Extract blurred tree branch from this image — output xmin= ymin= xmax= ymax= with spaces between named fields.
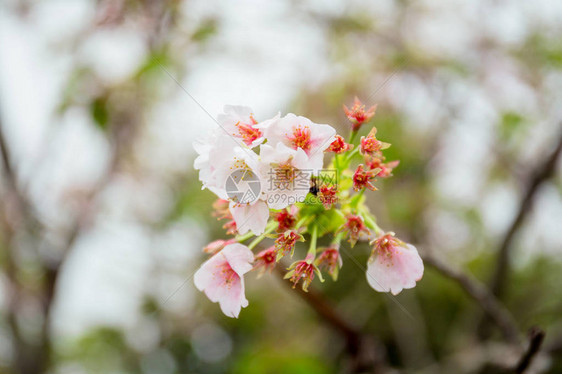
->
xmin=478 ymin=126 xmax=562 ymax=339
xmin=422 ymin=252 xmax=521 ymax=346
xmin=0 ymin=114 xmax=50 ymax=373
xmin=274 ymin=266 xmax=386 ymax=374
xmin=489 ymin=126 xmax=562 ymax=299
xmin=0 ymin=81 xmax=138 ymax=374
xmin=514 ymin=327 xmax=545 ymax=374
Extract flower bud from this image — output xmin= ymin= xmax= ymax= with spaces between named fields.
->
xmin=353 ymin=164 xmax=379 ymax=191
xmin=203 ymin=239 xmax=235 ymax=255
xmin=343 ymin=97 xmax=376 ymax=131
xmin=254 ymin=246 xmax=277 ymax=277
xmin=275 ymin=207 xmax=297 ymax=233
xmin=327 ymin=135 xmax=353 ymax=154
xmin=318 ymin=185 xmax=338 ymax=209
xmin=212 ymin=199 xmax=231 ymax=220
xmin=360 ymin=128 xmax=390 ymax=156
xmin=315 ymin=247 xmax=342 ymax=281
xmin=341 ymin=214 xmax=370 ymax=247
xmin=274 ymin=230 xmax=303 ymax=261
xmin=365 ymin=155 xmax=399 ymax=178
xmin=284 ymin=254 xmax=323 ymax=292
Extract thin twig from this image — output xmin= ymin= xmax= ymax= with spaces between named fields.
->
xmin=0 ymin=114 xmax=50 ymax=374
xmin=274 ymin=266 xmax=360 ymax=346
xmin=477 ymin=127 xmax=562 ymax=339
xmin=422 ymin=252 xmax=521 ymax=345
xmin=273 ymin=266 xmax=385 ymax=373
xmin=514 ymin=327 xmax=545 ymax=374
xmin=490 ymin=127 xmax=562 ymax=299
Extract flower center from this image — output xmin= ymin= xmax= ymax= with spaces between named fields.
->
xmin=235 ymin=121 xmax=262 ymax=146
xmin=231 ymin=157 xmax=252 ymax=172
xmin=288 ymin=125 xmax=312 ymax=153
xmin=274 ymin=162 xmax=297 ymax=189
xmin=374 ymin=234 xmax=400 ymax=255
xmin=217 ymin=262 xmax=238 ymax=288
xmin=264 ymin=251 xmax=275 ymax=264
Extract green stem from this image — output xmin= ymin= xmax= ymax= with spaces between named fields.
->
xmin=349 ymin=188 xmax=365 ymax=209
xmin=235 ymin=231 xmax=254 ymax=243
xmin=344 ymin=147 xmax=360 ymax=163
xmin=331 ymin=231 xmax=345 ymax=246
xmin=362 ymin=213 xmax=383 ymax=236
xmin=306 ymin=224 xmax=318 ymax=259
xmin=247 ymin=224 xmax=277 ymax=250
xmin=333 ymin=154 xmax=340 ymax=171
xmin=349 ymin=129 xmax=358 ymax=145
xmin=295 ymin=216 xmax=312 ymax=230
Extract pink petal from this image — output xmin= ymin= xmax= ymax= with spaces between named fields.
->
xmin=193 ymin=254 xmax=226 ymax=292
xmin=193 ymin=244 xmax=254 ymax=318
xmin=217 ymin=277 xmax=248 ymax=318
xmin=221 ymin=243 xmax=255 ymax=276
xmin=311 ymin=124 xmax=336 ymax=151
xmin=366 ymin=244 xmax=424 ymax=295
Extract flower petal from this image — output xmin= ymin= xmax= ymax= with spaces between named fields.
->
xmin=221 ymin=243 xmax=255 ymax=276
xmin=229 ymin=200 xmax=269 ymax=235
xmin=366 ymin=244 xmax=424 ymax=295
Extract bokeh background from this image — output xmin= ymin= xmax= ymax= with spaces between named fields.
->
xmin=1 ymin=0 xmax=561 ymax=373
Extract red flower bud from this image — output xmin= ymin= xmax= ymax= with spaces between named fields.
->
xmin=284 ymin=254 xmax=323 ymax=291
xmin=275 ymin=207 xmax=297 ymax=233
xmin=327 ymin=135 xmax=353 ymax=154
xmin=274 ymin=230 xmax=303 ymax=261
xmin=341 ymin=214 xmax=370 ymax=247
xmin=254 ymin=246 xmax=277 ymax=277
xmin=318 ymin=185 xmax=338 ymax=209
xmin=343 ymin=97 xmax=377 ymax=131
xmin=353 ymin=164 xmax=379 ymax=191
xmin=360 ymin=128 xmax=390 ymax=156
xmin=315 ymin=247 xmax=342 ymax=281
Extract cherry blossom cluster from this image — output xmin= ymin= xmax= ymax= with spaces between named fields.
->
xmin=193 ymin=99 xmax=424 ymax=318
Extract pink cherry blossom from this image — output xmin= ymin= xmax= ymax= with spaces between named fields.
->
xmin=261 ymin=113 xmax=336 ymax=167
xmin=229 ymin=200 xmax=269 ymax=235
xmin=366 ymin=233 xmax=424 ymax=295
xmin=195 ymin=133 xmax=270 ymax=235
xmin=194 ymin=243 xmax=254 ymax=318
xmin=260 ymin=142 xmax=313 ymax=209
xmin=217 ymin=105 xmax=264 ymax=148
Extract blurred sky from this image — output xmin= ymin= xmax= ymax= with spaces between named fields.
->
xmin=1 ymin=0 xmax=561 ymax=346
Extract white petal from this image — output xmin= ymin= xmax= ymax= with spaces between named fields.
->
xmin=254 ymin=112 xmax=280 ymax=130
xmin=229 ymin=200 xmax=269 ymax=235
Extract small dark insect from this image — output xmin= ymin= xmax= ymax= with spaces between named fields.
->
xmin=309 ymin=179 xmax=319 ymax=196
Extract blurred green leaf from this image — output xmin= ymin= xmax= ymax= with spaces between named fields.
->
xmin=499 ymin=111 xmax=526 ymax=140
xmin=192 ymin=19 xmax=218 ymax=42
xmin=232 ymin=347 xmax=333 ymax=374
xmin=90 ymin=96 xmax=109 ymax=130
